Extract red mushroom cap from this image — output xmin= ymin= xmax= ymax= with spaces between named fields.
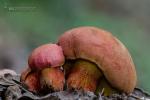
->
xmin=28 ymin=44 xmax=65 ymax=70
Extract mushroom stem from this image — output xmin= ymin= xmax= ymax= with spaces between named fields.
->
xmin=96 ymin=77 xmax=117 ymax=96
xmin=40 ymin=67 xmax=65 ymax=92
xmin=21 ymin=68 xmax=41 ymax=93
xmin=63 ymin=60 xmax=75 ymax=77
xmin=67 ymin=59 xmax=102 ymax=92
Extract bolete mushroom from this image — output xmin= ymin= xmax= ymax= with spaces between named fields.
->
xmin=23 ymin=43 xmax=65 ymax=93
xmin=58 ymin=26 xmax=137 ymax=94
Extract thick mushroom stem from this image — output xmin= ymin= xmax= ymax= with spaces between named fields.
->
xmin=63 ymin=60 xmax=75 ymax=77
xmin=20 ymin=68 xmax=41 ymax=93
xmin=40 ymin=67 xmax=65 ymax=92
xmin=67 ymin=59 xmax=102 ymax=92
xmin=96 ymin=77 xmax=117 ymax=96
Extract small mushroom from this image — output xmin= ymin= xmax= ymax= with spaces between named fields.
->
xmin=24 ymin=43 xmax=65 ymax=93
xmin=58 ymin=26 xmax=137 ymax=94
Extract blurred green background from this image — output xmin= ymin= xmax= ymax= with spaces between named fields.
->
xmin=0 ymin=0 xmax=150 ymax=92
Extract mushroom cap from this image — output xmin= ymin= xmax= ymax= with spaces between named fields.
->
xmin=58 ymin=26 xmax=137 ymax=93
xmin=28 ymin=44 xmax=65 ymax=70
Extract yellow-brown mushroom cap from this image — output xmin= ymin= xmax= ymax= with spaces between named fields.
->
xmin=58 ymin=26 xmax=137 ymax=94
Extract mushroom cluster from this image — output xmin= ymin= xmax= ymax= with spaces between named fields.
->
xmin=21 ymin=26 xmax=137 ymax=95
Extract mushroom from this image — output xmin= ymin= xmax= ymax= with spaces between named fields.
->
xmin=58 ymin=26 xmax=137 ymax=94
xmin=21 ymin=43 xmax=65 ymax=93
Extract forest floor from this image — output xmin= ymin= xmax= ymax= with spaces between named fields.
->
xmin=0 ymin=69 xmax=150 ymax=100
